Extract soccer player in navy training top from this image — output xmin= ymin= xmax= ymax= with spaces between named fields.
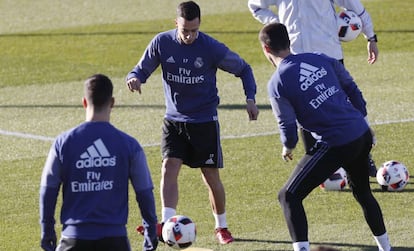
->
xmin=126 ymin=1 xmax=259 ymax=245
xmin=259 ymin=23 xmax=391 ymax=251
xmin=248 ymin=0 xmax=379 ymax=177
xmin=39 ymin=74 xmax=158 ymax=251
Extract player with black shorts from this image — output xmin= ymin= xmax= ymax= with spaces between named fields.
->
xmin=161 ymin=119 xmax=223 ymax=168
xmin=126 ymin=1 xmax=259 ymax=245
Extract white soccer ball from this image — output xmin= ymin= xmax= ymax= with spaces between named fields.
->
xmin=376 ymin=160 xmax=409 ymax=191
xmin=337 ymin=10 xmax=362 ymax=42
xmin=320 ymin=167 xmax=348 ymax=191
xmin=162 ymin=215 xmax=196 ymax=249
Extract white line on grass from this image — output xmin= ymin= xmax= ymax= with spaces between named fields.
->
xmin=372 ymin=118 xmax=414 ymax=125
xmin=1 ymin=118 xmax=413 ymax=146
xmin=0 ymin=129 xmax=56 ymax=142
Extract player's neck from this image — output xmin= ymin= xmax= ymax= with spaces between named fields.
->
xmin=85 ymin=108 xmax=111 ymax=122
xmin=278 ymin=49 xmax=291 ymax=59
xmin=275 ymin=49 xmax=291 ymax=67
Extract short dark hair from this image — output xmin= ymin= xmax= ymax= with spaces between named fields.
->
xmin=177 ymin=1 xmax=201 ymax=21
xmin=259 ymin=23 xmax=290 ymax=53
xmin=84 ymin=74 xmax=113 ymax=109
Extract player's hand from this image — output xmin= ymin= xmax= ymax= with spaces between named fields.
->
xmin=367 ymin=41 xmax=378 ymax=64
xmin=40 ymin=229 xmax=57 ymax=251
xmin=246 ymin=99 xmax=259 ymax=120
xmin=282 ymin=146 xmax=294 ymax=162
xmin=126 ymin=77 xmax=142 ymax=94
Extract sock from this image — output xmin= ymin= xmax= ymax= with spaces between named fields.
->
xmin=161 ymin=207 xmax=176 ymax=223
xmin=293 ymin=241 xmax=310 ymax=251
xmin=213 ymin=212 xmax=227 ymax=229
xmin=374 ymin=232 xmax=392 ymax=251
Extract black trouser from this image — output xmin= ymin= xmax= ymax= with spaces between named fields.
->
xmin=56 ymin=236 xmax=131 ymax=251
xmin=278 ymin=130 xmax=386 ymax=242
xmin=300 ymin=128 xmax=317 ymax=154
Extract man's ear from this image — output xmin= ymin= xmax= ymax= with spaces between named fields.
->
xmin=82 ymin=97 xmax=87 ymax=108
xmin=264 ymin=44 xmax=272 ymax=53
xmin=110 ymin=97 xmax=115 ymax=108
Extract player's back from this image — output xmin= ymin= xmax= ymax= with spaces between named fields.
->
xmin=54 ymin=121 xmax=147 ymax=238
xmin=271 ymin=53 xmax=368 ymax=146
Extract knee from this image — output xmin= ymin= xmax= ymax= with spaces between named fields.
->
xmin=162 ymin=158 xmax=182 ymax=179
xmin=278 ymin=188 xmax=287 ymax=205
xmin=201 ymin=169 xmax=222 ymax=188
xmin=163 ymin=157 xmax=182 ymax=168
xmin=352 ymin=188 xmax=374 ymax=203
xmin=278 ymin=188 xmax=301 ymax=207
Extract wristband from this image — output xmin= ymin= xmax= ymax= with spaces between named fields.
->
xmin=367 ymin=34 xmax=377 ymax=42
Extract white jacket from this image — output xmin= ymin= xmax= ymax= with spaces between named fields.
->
xmin=248 ymin=0 xmax=375 ymax=60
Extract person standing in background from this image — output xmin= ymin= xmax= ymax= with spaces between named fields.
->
xmin=248 ymin=0 xmax=378 ymax=64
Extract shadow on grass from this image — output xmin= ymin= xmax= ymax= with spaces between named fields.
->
xmin=371 ymin=187 xmax=414 ymax=193
xmin=0 ymin=103 xmax=273 ymax=110
xmin=321 ymin=180 xmax=414 ymax=193
xmin=234 ymin=238 xmax=412 ymax=251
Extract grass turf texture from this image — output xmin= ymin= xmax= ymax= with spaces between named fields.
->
xmin=1 ymin=0 xmax=413 ymax=250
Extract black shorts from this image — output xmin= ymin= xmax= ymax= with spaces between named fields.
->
xmin=161 ymin=119 xmax=223 ymax=168
xmin=56 ymin=236 xmax=130 ymax=251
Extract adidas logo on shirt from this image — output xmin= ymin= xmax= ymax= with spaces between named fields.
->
xmin=299 ymin=62 xmax=327 ymax=91
xmin=166 ymin=56 xmax=175 ymax=63
xmin=75 ymin=138 xmax=116 ymax=169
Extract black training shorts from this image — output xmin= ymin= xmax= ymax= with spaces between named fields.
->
xmin=56 ymin=236 xmax=130 ymax=251
xmin=161 ymin=118 xmax=223 ymax=168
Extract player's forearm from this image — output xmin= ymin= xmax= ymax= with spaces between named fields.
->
xmin=248 ymin=0 xmax=279 ymax=24
xmin=218 ymin=51 xmax=257 ymax=100
xmin=136 ymin=189 xmax=158 ymax=236
xmin=39 ymin=186 xmax=59 ymax=228
xmin=239 ymin=64 xmax=257 ymax=101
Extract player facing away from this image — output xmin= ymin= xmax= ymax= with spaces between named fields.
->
xmin=248 ymin=0 xmax=379 ymax=177
xmin=259 ymin=23 xmax=391 ymax=251
xmin=39 ymin=74 xmax=158 ymax=251
xmin=126 ymin=0 xmax=259 ymax=245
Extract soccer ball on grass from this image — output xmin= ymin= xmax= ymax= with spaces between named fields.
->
xmin=337 ymin=10 xmax=362 ymax=42
xmin=376 ymin=160 xmax=409 ymax=191
xmin=320 ymin=167 xmax=348 ymax=191
xmin=162 ymin=215 xmax=196 ymax=249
